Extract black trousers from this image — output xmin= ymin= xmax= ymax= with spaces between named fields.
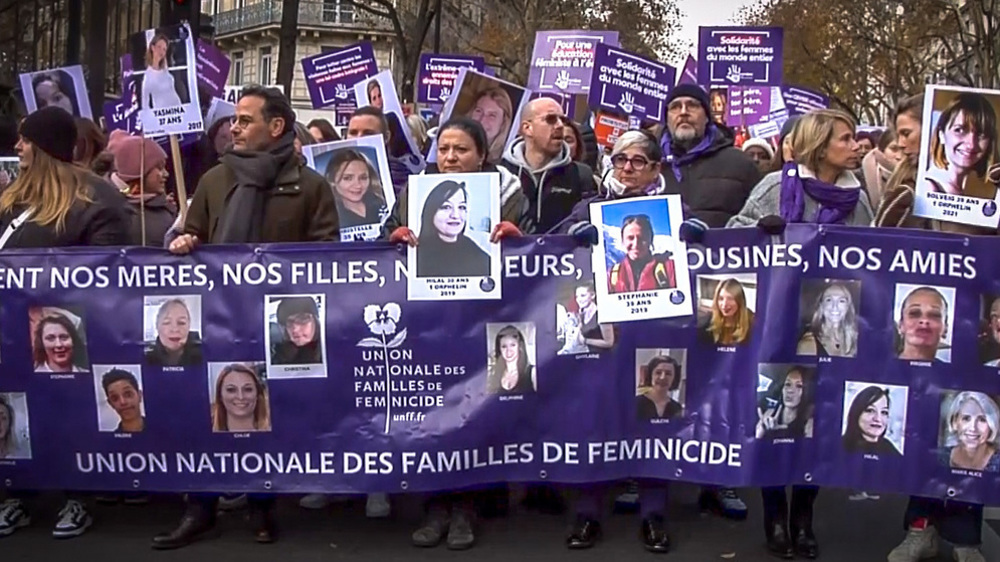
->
xmin=761 ymin=485 xmax=818 ymax=533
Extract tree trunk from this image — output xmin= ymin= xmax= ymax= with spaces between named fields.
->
xmin=276 ymin=0 xmax=300 ymax=94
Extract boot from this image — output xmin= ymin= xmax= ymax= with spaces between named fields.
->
xmin=761 ymin=487 xmax=793 ymax=559
xmin=790 ymin=486 xmax=818 ymax=559
xmin=249 ymin=501 xmax=277 ymax=544
xmin=765 ymin=520 xmax=794 ymax=559
xmin=151 ymin=500 xmax=218 ymax=550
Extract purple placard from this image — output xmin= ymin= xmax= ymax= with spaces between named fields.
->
xmin=301 ymin=42 xmax=378 ymax=110
xmin=697 ymin=26 xmax=783 ymax=86
xmin=678 ymin=55 xmax=698 ymax=85
xmin=727 ymin=86 xmax=771 ymax=127
xmin=528 ymin=30 xmax=620 ymax=94
xmin=781 ymin=85 xmax=830 ymax=116
xmin=588 ymin=44 xmax=675 ymax=124
xmin=483 ymin=67 xmax=496 ymax=78
xmin=417 ymin=54 xmax=485 ymax=104
xmin=195 ymin=39 xmax=231 ymax=98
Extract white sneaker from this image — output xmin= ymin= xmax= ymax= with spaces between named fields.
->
xmin=365 ymin=493 xmax=390 ymax=518
xmin=0 ymin=499 xmax=30 ymax=537
xmin=953 ymin=547 xmax=986 ymax=562
xmin=887 ymin=525 xmax=939 ymax=562
xmin=848 ymin=490 xmax=881 ymax=501
xmin=299 ymin=494 xmax=331 ymax=510
xmin=51 ymin=500 xmax=92 ymax=539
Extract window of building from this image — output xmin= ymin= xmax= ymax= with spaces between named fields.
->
xmin=232 ymin=51 xmax=244 ymax=84
xmin=259 ymin=46 xmax=273 ymax=85
xmin=322 ymin=0 xmax=355 ymax=24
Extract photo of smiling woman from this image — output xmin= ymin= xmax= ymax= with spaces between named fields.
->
xmin=635 ymin=350 xmax=686 ymax=421
xmin=22 ymin=68 xmax=82 ymax=117
xmin=893 ymin=284 xmax=956 ymax=363
xmin=208 ymin=362 xmax=271 ymax=433
xmin=918 ymin=92 xmax=999 ymax=198
xmin=486 ymin=323 xmax=536 ymax=395
xmin=797 ymin=280 xmax=860 ymax=358
xmin=143 ymin=296 xmax=203 ymax=367
xmin=415 ymin=179 xmax=491 ymax=278
xmin=756 ymin=365 xmax=815 ymax=439
xmin=979 ymin=294 xmax=1000 ymax=366
xmin=841 ymin=382 xmax=907 ymax=457
xmin=938 ymin=391 xmax=1000 ymax=473
xmin=324 ymin=148 xmax=387 ymax=230
xmin=555 ymin=281 xmax=616 ymax=355
xmin=93 ymin=365 xmax=146 ymax=433
xmin=29 ymin=307 xmax=89 ymax=373
xmin=0 ymin=393 xmax=32 ymax=460
xmin=696 ymin=274 xmax=757 ymax=346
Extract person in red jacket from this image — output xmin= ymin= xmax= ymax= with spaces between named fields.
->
xmin=607 ymin=214 xmax=676 ymax=293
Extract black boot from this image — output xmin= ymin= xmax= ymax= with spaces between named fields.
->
xmin=249 ymin=500 xmax=277 ymax=544
xmin=790 ymin=486 xmax=819 ymax=559
xmin=151 ymin=500 xmax=218 ymax=550
xmin=765 ymin=521 xmax=794 ymax=559
xmin=566 ymin=516 xmax=601 ymax=549
xmin=641 ymin=515 xmax=671 ymax=553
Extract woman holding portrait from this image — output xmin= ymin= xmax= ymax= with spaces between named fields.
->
xmin=145 ymin=299 xmax=202 ymax=367
xmin=142 ymin=33 xmax=182 ymax=110
xmin=797 ymin=283 xmax=859 ymax=357
xmin=32 ymin=314 xmax=88 ymax=373
xmin=636 ymin=356 xmax=682 ymax=420
xmin=896 ymin=286 xmax=948 ymax=362
xmin=324 ymin=148 xmax=387 ymax=230
xmin=413 ymin=179 xmax=490 ymax=277
xmin=918 ymin=93 xmax=999 ymax=198
xmin=486 ymin=325 xmax=534 ymax=395
xmin=701 ymin=278 xmax=754 ymax=346
xmin=940 ymin=392 xmax=1000 ymax=473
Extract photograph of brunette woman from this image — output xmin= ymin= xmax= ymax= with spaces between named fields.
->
xmin=755 ymin=364 xmax=815 ymax=440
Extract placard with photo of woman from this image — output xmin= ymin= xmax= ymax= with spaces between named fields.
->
xmin=937 ymin=390 xmax=1000 ymax=473
xmin=28 ymin=306 xmax=90 ymax=374
xmin=263 ymin=294 xmax=327 ymax=379
xmin=302 ymin=136 xmax=395 ymax=242
xmin=352 ymin=70 xmax=425 ymax=173
xmin=0 ymin=158 xmax=19 ymax=192
xmin=406 ymin=172 xmax=501 ymax=301
xmin=755 ymin=364 xmax=815 ymax=440
xmin=143 ymin=295 xmax=203 ymax=367
xmin=207 ymin=362 xmax=271 ymax=433
xmin=696 ymin=273 xmax=757 ymax=346
xmin=18 ymin=65 xmax=93 ymax=119
xmin=554 ymin=281 xmax=616 ymax=355
xmin=0 ymin=393 xmax=32 ymax=460
xmin=127 ymin=22 xmax=203 ymax=137
xmin=635 ymin=349 xmax=686 ymax=422
xmin=892 ymin=283 xmax=956 ymax=364
xmin=796 ymin=279 xmax=861 ymax=358
xmin=841 ymin=381 xmax=908 ymax=458
xmin=486 ymin=323 xmax=537 ymax=397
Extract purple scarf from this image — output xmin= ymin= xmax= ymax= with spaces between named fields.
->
xmin=661 ymin=124 xmax=717 ymax=182
xmin=779 ymin=162 xmax=860 ymax=224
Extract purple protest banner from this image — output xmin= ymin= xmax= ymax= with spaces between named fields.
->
xmin=781 ymin=85 xmax=830 ymax=116
xmin=698 ymin=27 xmax=783 ymax=87
xmin=417 ymin=54 xmax=485 ymax=104
xmin=678 ymin=55 xmax=698 ymax=85
xmin=727 ymin=86 xmax=771 ymax=127
xmin=588 ymin=44 xmax=675 ymax=124
xmin=528 ymin=30 xmax=619 ymax=95
xmin=301 ymin=42 xmax=378 ymax=111
xmin=483 ymin=67 xmax=496 ymax=78
xmin=195 ymin=39 xmax=231 ymax=98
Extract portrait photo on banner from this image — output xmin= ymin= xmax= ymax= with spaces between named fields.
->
xmin=755 ymin=364 xmax=815 ymax=440
xmin=796 ymin=279 xmax=862 ymax=358
xmin=937 ymin=390 xmax=1000 ymax=474
xmin=695 ymin=272 xmax=757 ymax=346
xmin=264 ymin=294 xmax=327 ymax=379
xmin=142 ymin=295 xmax=203 ymax=368
xmin=28 ymin=306 xmax=90 ymax=374
xmin=892 ymin=283 xmax=956 ymax=364
xmin=0 ymin=393 xmax=32 ymax=460
xmin=0 ymin=157 xmax=19 ymax=192
xmin=913 ymin=85 xmax=1000 ymax=229
xmin=406 ymin=172 xmax=502 ymax=301
xmin=18 ymin=65 xmax=93 ymax=119
xmin=92 ymin=365 xmax=146 ymax=433
xmin=591 ymin=194 xmax=692 ymax=323
xmin=841 ymin=380 xmax=908 ymax=458
xmin=635 ymin=348 xmax=687 ymax=422
xmin=352 ymin=70 xmax=425 ymax=172
xmin=709 ymin=87 xmax=728 ymax=125
xmin=978 ymin=293 xmax=1000 ymax=366
xmin=302 ymin=135 xmax=395 ymax=241
xmin=127 ymin=22 xmax=202 ymax=137
xmin=554 ymin=280 xmax=617 ymax=356
xmin=433 ymin=67 xmax=529 ymax=164
xmin=486 ymin=322 xmax=537 ymax=397
xmin=207 ymin=362 xmax=271 ymax=433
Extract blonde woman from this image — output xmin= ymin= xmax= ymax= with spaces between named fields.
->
xmin=467 ymin=87 xmax=513 ymax=163
xmin=142 ymin=32 xmax=182 ymax=109
xmin=701 ymin=278 xmax=754 ymax=345
xmin=940 ymin=392 xmax=1000 ymax=473
xmin=797 ymin=283 xmax=859 ymax=357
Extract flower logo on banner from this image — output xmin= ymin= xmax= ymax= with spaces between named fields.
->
xmin=554 ymin=70 xmax=571 ymax=90
xmin=439 ymin=86 xmax=451 ymax=102
xmin=335 ymin=83 xmax=350 ymax=100
xmin=618 ymin=92 xmax=635 ymax=115
xmin=358 ymin=303 xmax=407 ymax=433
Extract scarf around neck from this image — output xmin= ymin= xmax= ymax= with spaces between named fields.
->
xmin=215 ymin=132 xmax=296 ymax=244
xmin=661 ymin=124 xmax=717 ymax=182
xmin=779 ymin=162 xmax=860 ymax=225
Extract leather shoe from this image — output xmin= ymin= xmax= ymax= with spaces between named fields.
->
xmin=566 ymin=517 xmax=601 ymax=549
xmin=151 ymin=505 xmax=218 ymax=550
xmin=765 ymin=522 xmax=793 ymax=559
xmin=641 ymin=516 xmax=671 ymax=553
xmin=250 ymin=505 xmax=277 ymax=544
xmin=792 ymin=527 xmax=818 ymax=559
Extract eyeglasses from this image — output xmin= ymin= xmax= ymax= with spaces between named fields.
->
xmin=229 ymin=115 xmax=256 ymax=129
xmin=667 ymin=100 xmax=703 ymax=114
xmin=611 ymin=154 xmax=651 ymax=170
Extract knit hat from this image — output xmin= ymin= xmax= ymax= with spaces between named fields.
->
xmin=276 ymin=296 xmax=319 ymax=325
xmin=779 ymin=115 xmax=802 ymax=147
xmin=107 ymin=131 xmax=167 ymax=182
xmin=19 ymin=106 xmax=77 ymax=163
xmin=741 ymin=137 xmax=775 ymax=159
xmin=667 ymin=84 xmax=712 ymax=117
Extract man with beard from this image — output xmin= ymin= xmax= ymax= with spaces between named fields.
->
xmin=271 ymin=296 xmax=322 ymax=365
xmin=101 ymin=369 xmax=144 ymax=433
xmin=659 ymin=84 xmax=761 ymax=228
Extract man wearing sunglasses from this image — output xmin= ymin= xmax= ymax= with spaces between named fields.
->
xmin=501 ymin=98 xmax=595 ymax=233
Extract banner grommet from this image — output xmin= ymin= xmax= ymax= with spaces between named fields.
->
xmin=538 ymin=470 xmax=547 ymax=479
xmin=132 ymin=479 xmax=140 ymax=488
xmin=803 ymin=473 xmax=812 ymax=482
xmin=400 ymin=481 xmax=409 ymax=490
xmin=263 ymin=481 xmax=272 ymax=490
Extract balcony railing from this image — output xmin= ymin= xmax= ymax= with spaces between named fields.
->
xmin=215 ymin=0 xmax=391 ymax=36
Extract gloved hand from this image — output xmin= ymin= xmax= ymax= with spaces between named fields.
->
xmin=757 ymin=214 xmax=786 ymax=235
xmin=569 ymin=223 xmax=600 ymax=247
xmin=490 ymin=221 xmax=522 ymax=243
xmin=389 ymin=226 xmax=418 ymax=247
xmin=678 ymin=217 xmax=709 ymax=243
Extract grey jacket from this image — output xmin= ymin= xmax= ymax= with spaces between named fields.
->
xmin=727 ymin=167 xmax=874 ymax=228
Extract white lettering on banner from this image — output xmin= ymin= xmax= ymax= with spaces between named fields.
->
xmin=587 ymin=439 xmax=742 ymax=467
xmin=687 ymin=244 xmax=805 ymax=271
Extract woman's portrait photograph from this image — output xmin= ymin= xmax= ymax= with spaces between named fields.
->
xmin=0 ymin=158 xmax=19 ymax=191
xmin=797 ymin=279 xmax=861 ymax=358
xmin=127 ymin=23 xmax=200 ymax=136
xmin=407 ymin=172 xmax=501 ymax=301
xmin=554 ymin=281 xmax=616 ymax=355
xmin=914 ymin=86 xmax=1000 ymax=228
xmin=977 ymin=294 xmax=1000 ymax=366
xmin=709 ymin=87 xmax=728 ymax=125
xmin=755 ymin=364 xmax=815 ymax=440
xmin=841 ymin=381 xmax=908 ymax=457
xmin=486 ymin=323 xmax=537 ymax=396
xmin=440 ymin=68 xmax=526 ymax=164
xmin=143 ymin=295 xmax=203 ymax=367
xmin=29 ymin=306 xmax=90 ymax=373
xmin=18 ymin=65 xmax=93 ymax=119
xmin=635 ymin=348 xmax=686 ymax=421
xmin=938 ymin=390 xmax=1000 ymax=473
xmin=264 ymin=295 xmax=327 ymax=379
xmin=892 ymin=283 xmax=956 ymax=363
xmin=696 ymin=273 xmax=757 ymax=346
xmin=302 ymin=136 xmax=395 ymax=241
xmin=93 ymin=365 xmax=146 ymax=433
xmin=352 ymin=70 xmax=425 ymax=168
xmin=0 ymin=393 xmax=32 ymax=460
xmin=207 ymin=362 xmax=271 ymax=433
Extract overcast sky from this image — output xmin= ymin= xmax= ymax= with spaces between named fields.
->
xmin=676 ymin=0 xmax=763 ymax=57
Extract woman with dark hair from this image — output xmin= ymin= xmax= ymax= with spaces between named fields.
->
xmin=31 ymin=70 xmax=79 ymax=116
xmin=557 ymin=282 xmax=615 ymax=354
xmin=324 ymin=148 xmax=387 ymax=230
xmin=487 ymin=325 xmax=534 ymax=394
xmin=292 ymin=122 xmax=316 ymax=157
xmin=636 ymin=355 xmax=682 ymax=420
xmin=32 ymin=314 xmax=88 ymax=373
xmin=563 ymin=119 xmax=585 ymax=163
xmin=414 ymin=179 xmax=490 ymax=277
xmin=73 ymin=118 xmax=107 ymax=172
xmin=367 ymin=79 xmax=384 ymax=110
xmin=307 ymin=118 xmax=340 ymax=143
xmin=919 ymin=92 xmax=999 ymax=198
xmin=142 ymin=32 xmax=182 ymax=109
xmin=842 ymin=385 xmax=901 ymax=456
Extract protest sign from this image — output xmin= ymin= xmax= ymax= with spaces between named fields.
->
xmin=223 ymin=84 xmax=285 ymax=105
xmin=528 ymin=30 xmax=619 ymax=95
xmin=352 ymin=71 xmax=426 ymax=172
xmin=301 ymin=42 xmax=378 ymax=118
xmin=698 ymin=26 xmax=783 ymax=87
xmin=588 ymin=44 xmax=675 ymax=124
xmin=417 ymin=54 xmax=485 ymax=104
xmin=195 ymin=39 xmax=231 ymax=98
xmin=0 ymin=158 xmax=19 ymax=191
xmin=127 ymin=23 xmax=203 ymax=137
xmin=677 ymin=55 xmax=698 ymax=86
xmin=528 ymin=91 xmax=578 ymax=120
xmin=781 ymin=85 xmax=829 ymax=116
xmin=727 ymin=86 xmax=771 ymax=127
xmin=593 ymin=111 xmax=629 ymax=148
xmin=19 ymin=65 xmax=93 ymax=119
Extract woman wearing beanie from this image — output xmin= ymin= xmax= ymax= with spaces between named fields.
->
xmin=0 ymin=106 xmax=128 ymax=541
xmin=106 ymin=130 xmax=177 ymax=247
xmin=742 ymin=138 xmax=775 ymax=174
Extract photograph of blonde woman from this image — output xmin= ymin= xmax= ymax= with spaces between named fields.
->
xmin=208 ymin=362 xmax=271 ymax=433
xmin=143 ymin=296 xmax=203 ymax=367
xmin=696 ymin=274 xmax=757 ymax=346
xmin=29 ymin=307 xmax=90 ymax=373
xmin=938 ymin=391 xmax=1000 ymax=473
xmin=797 ymin=280 xmax=861 ymax=358
xmin=444 ymin=70 xmax=525 ymax=164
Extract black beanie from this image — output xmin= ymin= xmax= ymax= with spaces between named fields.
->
xmin=667 ymin=84 xmax=712 ymax=117
xmin=19 ymin=106 xmax=78 ymax=163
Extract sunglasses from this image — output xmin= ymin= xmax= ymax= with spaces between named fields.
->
xmin=538 ymin=113 xmax=567 ymax=126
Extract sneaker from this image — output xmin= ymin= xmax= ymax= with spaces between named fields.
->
xmin=0 ymin=499 xmax=30 ymax=537
xmin=299 ymin=494 xmax=330 ymax=510
xmin=52 ymin=500 xmax=92 ymax=539
xmin=217 ymin=494 xmax=247 ymax=512
xmin=887 ymin=523 xmax=939 ymax=562
xmin=699 ymin=487 xmax=747 ymax=520
xmin=365 ymin=493 xmax=390 ymax=518
xmin=953 ymin=547 xmax=985 ymax=562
